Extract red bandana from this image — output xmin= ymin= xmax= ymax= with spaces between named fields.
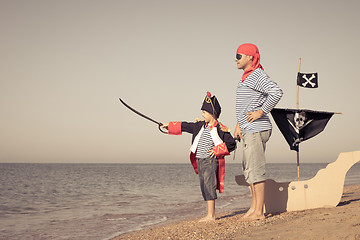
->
xmin=237 ymin=43 xmax=263 ymax=82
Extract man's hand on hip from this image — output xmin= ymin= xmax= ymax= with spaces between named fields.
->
xmin=246 ymin=109 xmax=264 ymax=123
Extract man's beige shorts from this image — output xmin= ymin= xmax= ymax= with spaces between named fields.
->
xmin=241 ymin=130 xmax=271 ymax=185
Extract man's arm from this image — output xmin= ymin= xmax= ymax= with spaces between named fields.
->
xmin=258 ymin=77 xmax=283 ymax=114
xmin=234 ymin=121 xmax=242 ymax=139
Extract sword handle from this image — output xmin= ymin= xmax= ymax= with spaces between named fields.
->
xmin=158 ymin=124 xmax=168 ymax=134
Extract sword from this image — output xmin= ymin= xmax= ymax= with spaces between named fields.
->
xmin=119 ymin=98 xmax=168 ymax=134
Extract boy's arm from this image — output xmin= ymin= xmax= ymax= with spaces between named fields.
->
xmin=165 ymin=121 xmax=197 ymax=135
xmin=223 ymin=132 xmax=237 ymax=152
xmin=212 ymin=130 xmax=237 ymax=158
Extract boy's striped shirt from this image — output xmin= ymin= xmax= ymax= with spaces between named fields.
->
xmin=196 ymin=125 xmax=215 ymax=159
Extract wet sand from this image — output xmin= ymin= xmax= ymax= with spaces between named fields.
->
xmin=114 ymin=185 xmax=360 ymax=240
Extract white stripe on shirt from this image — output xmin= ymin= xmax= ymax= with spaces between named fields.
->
xmin=236 ymin=68 xmax=283 ymax=133
xmin=196 ymin=125 xmax=215 ymax=159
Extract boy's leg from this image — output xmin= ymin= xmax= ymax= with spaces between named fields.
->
xmin=197 ymin=158 xmax=218 ymax=200
xmin=198 ymin=158 xmax=218 ymax=222
xmin=199 ymin=200 xmax=215 ymax=222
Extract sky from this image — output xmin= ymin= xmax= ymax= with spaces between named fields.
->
xmin=1 ymin=0 xmax=359 ymax=164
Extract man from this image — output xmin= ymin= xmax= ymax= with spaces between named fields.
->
xmin=234 ymin=43 xmax=283 ymax=221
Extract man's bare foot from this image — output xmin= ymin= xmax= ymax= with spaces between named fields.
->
xmin=242 ymin=208 xmax=254 ymax=218
xmin=199 ymin=215 xmax=216 ymax=222
xmin=239 ymin=213 xmax=265 ymax=222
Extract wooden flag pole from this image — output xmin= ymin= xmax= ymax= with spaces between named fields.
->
xmin=296 ymin=58 xmax=301 ymax=181
xmin=296 ymin=58 xmax=301 ymax=110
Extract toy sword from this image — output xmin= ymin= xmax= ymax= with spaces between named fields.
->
xmin=119 ymin=98 xmax=168 ymax=134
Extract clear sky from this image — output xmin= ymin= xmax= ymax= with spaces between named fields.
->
xmin=1 ymin=0 xmax=359 ymax=163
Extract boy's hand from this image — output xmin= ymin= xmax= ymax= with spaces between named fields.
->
xmin=161 ymin=123 xmax=169 ymax=130
xmin=208 ymin=149 xmax=215 ymax=158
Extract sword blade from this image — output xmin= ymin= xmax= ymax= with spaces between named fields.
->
xmin=119 ymin=98 xmax=162 ymax=125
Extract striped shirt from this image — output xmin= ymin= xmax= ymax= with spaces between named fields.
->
xmin=196 ymin=125 xmax=215 ymax=159
xmin=236 ymin=68 xmax=283 ymax=133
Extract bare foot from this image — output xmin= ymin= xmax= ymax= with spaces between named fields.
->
xmin=239 ymin=213 xmax=265 ymax=222
xmin=199 ymin=216 xmax=216 ymax=222
xmin=242 ymin=208 xmax=254 ymax=218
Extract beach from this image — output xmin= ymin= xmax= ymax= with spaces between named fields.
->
xmin=1 ymin=163 xmax=359 ymax=239
xmin=114 ymin=184 xmax=360 ymax=240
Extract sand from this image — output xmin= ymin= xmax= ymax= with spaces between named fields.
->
xmin=114 ymin=185 xmax=360 ymax=240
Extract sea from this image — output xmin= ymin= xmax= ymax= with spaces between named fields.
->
xmin=1 ymin=161 xmax=360 ymax=240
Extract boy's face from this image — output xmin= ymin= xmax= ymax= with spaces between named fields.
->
xmin=202 ymin=110 xmax=215 ymax=123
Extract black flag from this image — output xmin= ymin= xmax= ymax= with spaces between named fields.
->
xmin=297 ymin=72 xmax=318 ymax=88
xmin=271 ymin=108 xmax=333 ymax=152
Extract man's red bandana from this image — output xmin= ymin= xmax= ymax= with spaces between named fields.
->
xmin=237 ymin=43 xmax=263 ymax=82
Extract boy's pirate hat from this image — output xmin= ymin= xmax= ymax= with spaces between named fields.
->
xmin=201 ymin=92 xmax=221 ymax=118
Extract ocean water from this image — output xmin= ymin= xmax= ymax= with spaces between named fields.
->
xmin=0 ymin=161 xmax=359 ymax=240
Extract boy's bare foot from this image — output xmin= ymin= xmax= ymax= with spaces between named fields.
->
xmin=199 ymin=216 xmax=216 ymax=222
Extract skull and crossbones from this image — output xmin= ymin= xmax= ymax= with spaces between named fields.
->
xmin=287 ymin=111 xmax=313 ymax=134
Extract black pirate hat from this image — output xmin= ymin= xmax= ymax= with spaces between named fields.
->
xmin=201 ymin=92 xmax=221 ymax=118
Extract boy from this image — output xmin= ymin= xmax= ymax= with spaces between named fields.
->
xmin=162 ymin=92 xmax=236 ymax=222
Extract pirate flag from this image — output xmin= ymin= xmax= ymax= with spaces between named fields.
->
xmin=271 ymin=108 xmax=334 ymax=152
xmin=297 ymin=72 xmax=318 ymax=88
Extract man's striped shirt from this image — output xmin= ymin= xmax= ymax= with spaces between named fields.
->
xmin=236 ymin=68 xmax=283 ymax=133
